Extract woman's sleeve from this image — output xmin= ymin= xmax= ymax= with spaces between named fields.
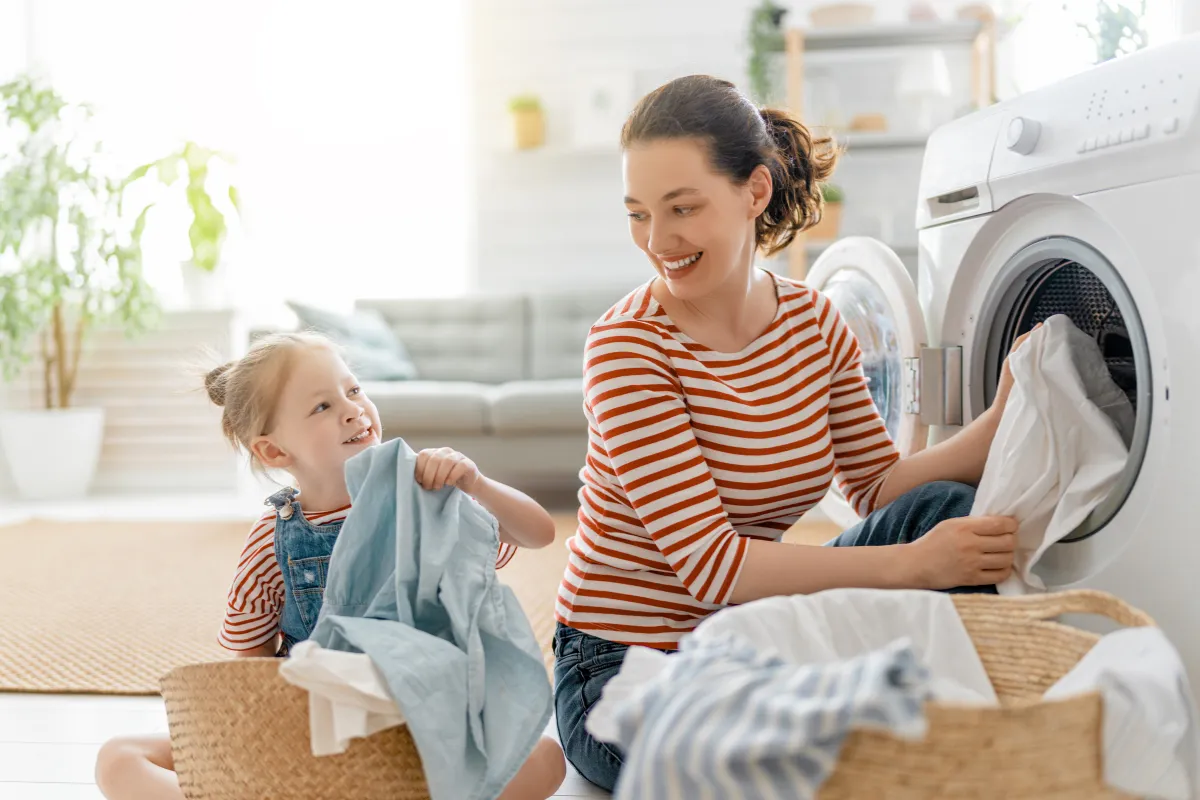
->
xmin=811 ymin=289 xmax=901 ymax=516
xmin=584 ymin=322 xmax=748 ymax=606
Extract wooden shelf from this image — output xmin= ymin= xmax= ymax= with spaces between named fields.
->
xmin=784 ymin=15 xmax=997 ymax=281
xmin=801 ymin=20 xmax=982 ymax=51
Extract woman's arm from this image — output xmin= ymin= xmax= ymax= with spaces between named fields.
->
xmin=728 ymin=514 xmax=1016 ymax=604
xmin=873 ymin=325 xmax=1037 ymax=509
xmin=873 ymin=407 xmax=1000 ymax=508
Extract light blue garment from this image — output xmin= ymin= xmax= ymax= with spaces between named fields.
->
xmin=609 ymin=634 xmax=931 ymax=800
xmin=309 ymin=438 xmax=552 ymax=800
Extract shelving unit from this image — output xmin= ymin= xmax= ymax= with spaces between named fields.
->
xmin=783 ymin=15 xmax=998 ymax=279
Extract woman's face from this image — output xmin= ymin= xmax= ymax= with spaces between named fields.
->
xmin=623 ymin=138 xmax=771 ymax=301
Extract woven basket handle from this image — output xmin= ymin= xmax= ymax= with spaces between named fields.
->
xmin=1019 ymin=589 xmax=1154 ymax=628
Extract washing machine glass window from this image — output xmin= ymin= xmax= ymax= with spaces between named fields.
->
xmin=820 ymin=270 xmax=903 ymax=443
xmin=974 ymin=237 xmax=1152 ymax=543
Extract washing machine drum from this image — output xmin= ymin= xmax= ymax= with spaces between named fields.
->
xmin=978 ymin=238 xmax=1152 ymax=541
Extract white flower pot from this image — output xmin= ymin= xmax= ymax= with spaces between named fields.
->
xmin=0 ymin=407 xmax=106 ymax=500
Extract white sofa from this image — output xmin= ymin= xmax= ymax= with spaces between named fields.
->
xmin=345 ymin=289 xmax=629 ymax=501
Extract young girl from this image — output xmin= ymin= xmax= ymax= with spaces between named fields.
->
xmin=95 ymin=332 xmax=566 ymax=800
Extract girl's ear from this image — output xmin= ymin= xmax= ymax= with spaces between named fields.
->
xmin=251 ymin=436 xmax=292 ymax=469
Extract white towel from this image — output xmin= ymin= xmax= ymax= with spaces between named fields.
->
xmin=690 ymin=589 xmax=997 ymax=705
xmin=970 ymin=315 xmax=1132 ymax=594
xmin=277 ymin=639 xmax=406 ymax=756
xmin=1044 ymin=627 xmax=1200 ymax=800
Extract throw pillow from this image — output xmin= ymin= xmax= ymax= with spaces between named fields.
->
xmin=287 ymin=301 xmax=418 ymax=381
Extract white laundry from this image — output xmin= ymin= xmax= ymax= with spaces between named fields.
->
xmin=587 ymin=588 xmax=996 ymax=745
xmin=589 ymin=588 xmax=1200 ymax=800
xmin=277 ymin=639 xmax=406 ymax=756
xmin=1045 ymin=627 xmax=1200 ymax=800
xmin=971 ymin=314 xmax=1132 ymax=595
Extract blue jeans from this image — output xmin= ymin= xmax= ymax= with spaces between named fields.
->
xmin=552 ymin=480 xmax=989 ymax=792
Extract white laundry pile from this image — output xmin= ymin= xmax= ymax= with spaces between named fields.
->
xmin=1044 ymin=627 xmax=1200 ymax=799
xmin=588 ymin=589 xmax=1200 ymax=800
xmin=277 ymin=640 xmax=407 ymax=756
xmin=970 ymin=314 xmax=1134 ymax=594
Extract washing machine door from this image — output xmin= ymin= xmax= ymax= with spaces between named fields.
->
xmin=805 ymin=237 xmax=929 ymax=529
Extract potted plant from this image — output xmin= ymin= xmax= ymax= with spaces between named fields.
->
xmin=1078 ymin=0 xmax=1148 ymax=63
xmin=808 ymin=183 xmax=845 ymax=241
xmin=128 ymin=141 xmax=240 ymax=307
xmin=747 ymin=0 xmax=788 ymax=105
xmin=508 ymin=95 xmax=545 ymax=150
xmin=0 ymin=75 xmax=157 ymax=500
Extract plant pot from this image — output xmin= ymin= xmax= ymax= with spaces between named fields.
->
xmin=181 ymin=261 xmax=229 ymax=309
xmin=808 ymin=202 xmax=843 ymax=242
xmin=511 ymin=108 xmax=545 ymax=150
xmin=0 ymin=407 xmax=105 ymax=500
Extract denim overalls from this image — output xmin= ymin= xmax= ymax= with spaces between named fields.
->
xmin=264 ymin=487 xmax=343 ymax=655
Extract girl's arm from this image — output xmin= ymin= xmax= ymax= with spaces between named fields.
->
xmin=234 ymin=635 xmax=280 ymax=658
xmin=468 ymin=476 xmax=557 ymax=549
xmin=415 ymin=447 xmax=557 ymax=549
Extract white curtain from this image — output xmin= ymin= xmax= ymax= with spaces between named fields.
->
xmin=14 ymin=0 xmax=469 ymax=319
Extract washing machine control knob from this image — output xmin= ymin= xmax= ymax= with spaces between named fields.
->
xmin=1006 ymin=116 xmax=1042 ymax=155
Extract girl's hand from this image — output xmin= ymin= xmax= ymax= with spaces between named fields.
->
xmin=993 ymin=323 xmax=1041 ymax=413
xmin=415 ymin=447 xmax=483 ymax=494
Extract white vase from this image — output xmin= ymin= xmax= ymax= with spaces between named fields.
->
xmin=0 ymin=407 xmax=106 ymax=500
xmin=180 ymin=261 xmax=228 ymax=309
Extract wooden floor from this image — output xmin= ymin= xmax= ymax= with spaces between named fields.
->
xmin=0 ymin=501 xmax=837 ymax=798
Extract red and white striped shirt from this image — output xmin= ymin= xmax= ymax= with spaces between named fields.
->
xmin=556 ymin=274 xmax=900 ymax=649
xmin=220 ymin=504 xmax=517 ymax=651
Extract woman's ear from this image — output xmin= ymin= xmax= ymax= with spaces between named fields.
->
xmin=251 ymin=436 xmax=292 ymax=469
xmin=747 ymin=164 xmax=773 ymax=218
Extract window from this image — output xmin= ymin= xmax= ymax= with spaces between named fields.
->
xmin=17 ymin=0 xmax=469 ymax=316
xmin=1001 ymin=0 xmax=1182 ymax=97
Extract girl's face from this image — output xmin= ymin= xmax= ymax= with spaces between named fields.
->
xmin=254 ymin=345 xmax=381 ymax=481
xmin=622 ymin=138 xmax=772 ymax=301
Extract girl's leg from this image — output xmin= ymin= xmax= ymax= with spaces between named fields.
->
xmin=552 ymin=623 xmax=630 ymax=792
xmin=825 ymin=480 xmax=998 ymax=594
xmin=95 ymin=734 xmax=183 ymax=800
xmin=497 ymin=736 xmax=566 ymax=800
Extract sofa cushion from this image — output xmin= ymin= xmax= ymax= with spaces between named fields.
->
xmin=287 ymin=301 xmax=418 ymax=381
xmin=357 ymin=297 xmax=527 ymax=383
xmin=488 ymin=379 xmax=585 ymax=435
xmin=364 ymin=381 xmax=490 ymax=435
xmin=528 ymin=289 xmax=632 ymax=380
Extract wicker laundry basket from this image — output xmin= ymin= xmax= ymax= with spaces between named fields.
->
xmin=819 ymin=589 xmax=1152 ymax=800
xmin=160 ymin=657 xmax=429 ymax=799
xmin=161 ymin=589 xmax=1153 ymax=799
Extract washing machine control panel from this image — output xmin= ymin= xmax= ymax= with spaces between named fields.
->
xmin=986 ymin=35 xmax=1200 ymax=182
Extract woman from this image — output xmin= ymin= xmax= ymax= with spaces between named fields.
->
xmin=553 ymin=75 xmax=1025 ymax=791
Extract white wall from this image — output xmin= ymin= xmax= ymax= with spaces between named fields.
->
xmin=467 ymin=0 xmax=986 ymax=294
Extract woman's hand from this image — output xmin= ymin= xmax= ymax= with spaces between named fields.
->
xmin=903 ymin=516 xmax=1018 ymax=589
xmin=415 ymin=447 xmax=482 ymax=495
xmin=993 ymin=324 xmax=1041 ymax=413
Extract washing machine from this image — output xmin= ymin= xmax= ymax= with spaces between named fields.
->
xmin=806 ymin=34 xmax=1200 ymax=683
